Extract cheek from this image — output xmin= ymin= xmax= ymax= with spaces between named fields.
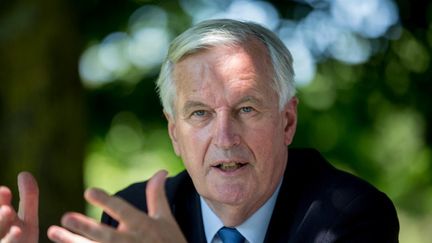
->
xmin=178 ymin=125 xmax=212 ymax=164
xmin=194 ymin=126 xmax=213 ymax=145
xmin=246 ymin=118 xmax=282 ymax=142
xmin=244 ymin=119 xmax=286 ymax=161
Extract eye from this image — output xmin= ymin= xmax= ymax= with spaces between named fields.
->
xmin=186 ymin=109 xmax=212 ymax=125
xmin=192 ymin=110 xmax=207 ymax=117
xmin=240 ymin=106 xmax=254 ymax=113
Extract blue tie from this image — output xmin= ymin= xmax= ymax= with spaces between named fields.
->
xmin=217 ymin=227 xmax=245 ymax=243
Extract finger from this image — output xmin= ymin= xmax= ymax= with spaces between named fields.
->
xmin=84 ymin=188 xmax=146 ymax=227
xmin=0 ymin=205 xmax=16 ymax=238
xmin=48 ymin=225 xmax=96 ymax=243
xmin=1 ymin=225 xmax=23 ymax=243
xmin=146 ymin=170 xmax=172 ymax=219
xmin=59 ymin=212 xmax=118 ymax=242
xmin=0 ymin=186 xmax=12 ymax=206
xmin=17 ymin=171 xmax=39 ymax=226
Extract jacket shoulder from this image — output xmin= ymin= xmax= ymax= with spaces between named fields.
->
xmin=279 ymin=148 xmax=399 ymax=242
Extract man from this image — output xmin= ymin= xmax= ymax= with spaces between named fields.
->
xmin=0 ymin=19 xmax=399 ymax=242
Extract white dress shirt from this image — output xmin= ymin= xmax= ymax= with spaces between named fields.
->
xmin=200 ymin=180 xmax=282 ymax=243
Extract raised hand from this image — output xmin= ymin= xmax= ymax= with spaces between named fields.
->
xmin=47 ymin=170 xmax=187 ymax=243
xmin=0 ymin=172 xmax=39 ymax=243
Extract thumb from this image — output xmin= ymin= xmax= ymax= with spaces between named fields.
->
xmin=146 ymin=170 xmax=172 ymax=219
xmin=17 ymin=171 xmax=39 ymax=226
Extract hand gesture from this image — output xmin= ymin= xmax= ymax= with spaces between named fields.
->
xmin=0 ymin=172 xmax=39 ymax=243
xmin=47 ymin=170 xmax=187 ymax=243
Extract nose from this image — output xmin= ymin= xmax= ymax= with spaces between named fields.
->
xmin=213 ymin=112 xmax=240 ymax=149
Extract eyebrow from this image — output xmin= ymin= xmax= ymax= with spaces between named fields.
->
xmin=182 ymin=101 xmax=208 ymax=116
xmin=235 ymin=95 xmax=263 ymax=107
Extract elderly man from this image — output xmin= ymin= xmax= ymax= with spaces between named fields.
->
xmin=0 ymin=19 xmax=398 ymax=243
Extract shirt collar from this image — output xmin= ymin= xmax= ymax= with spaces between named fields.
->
xmin=200 ymin=179 xmax=283 ymax=243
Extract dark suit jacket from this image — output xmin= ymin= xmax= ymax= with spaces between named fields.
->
xmin=102 ymin=148 xmax=399 ymax=243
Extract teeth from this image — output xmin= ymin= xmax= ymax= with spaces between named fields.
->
xmin=219 ymin=162 xmax=242 ymax=171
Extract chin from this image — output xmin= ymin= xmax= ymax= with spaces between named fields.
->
xmin=211 ymin=184 xmax=250 ymax=205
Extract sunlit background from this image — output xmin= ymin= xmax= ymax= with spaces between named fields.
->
xmin=82 ymin=0 xmax=430 ymax=242
xmin=80 ymin=0 xmax=401 ymax=87
xmin=1 ymin=0 xmax=431 ymax=242
xmin=76 ymin=1 xmax=432 ymax=242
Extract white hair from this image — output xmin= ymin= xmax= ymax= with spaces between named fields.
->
xmin=156 ymin=19 xmax=296 ymax=116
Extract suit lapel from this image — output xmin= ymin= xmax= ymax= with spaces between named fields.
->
xmin=171 ymin=173 xmax=207 ymax=243
xmin=263 ymin=149 xmax=310 ymax=243
xmin=263 ymin=170 xmax=298 ymax=242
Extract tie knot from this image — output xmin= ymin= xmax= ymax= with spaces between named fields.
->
xmin=217 ymin=227 xmax=245 ymax=243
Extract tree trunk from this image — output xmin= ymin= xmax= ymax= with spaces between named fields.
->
xmin=0 ymin=0 xmax=85 ymax=242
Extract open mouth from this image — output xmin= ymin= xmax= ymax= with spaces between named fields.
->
xmin=214 ymin=162 xmax=246 ymax=172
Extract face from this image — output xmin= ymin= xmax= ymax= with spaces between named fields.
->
xmin=167 ymin=41 xmax=297 ymax=214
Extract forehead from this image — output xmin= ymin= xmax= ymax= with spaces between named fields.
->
xmin=172 ymin=41 xmax=274 ymax=98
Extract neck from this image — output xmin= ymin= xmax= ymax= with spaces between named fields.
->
xmin=203 ymin=179 xmax=281 ymax=227
xmin=203 ymin=199 xmax=258 ymax=227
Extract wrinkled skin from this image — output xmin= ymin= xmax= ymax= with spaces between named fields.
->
xmin=167 ymin=41 xmax=297 ymax=226
xmin=1 ymin=171 xmax=187 ymax=243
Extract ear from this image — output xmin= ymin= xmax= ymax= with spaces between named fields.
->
xmin=283 ymin=97 xmax=298 ymax=145
xmin=164 ymin=111 xmax=181 ymax=156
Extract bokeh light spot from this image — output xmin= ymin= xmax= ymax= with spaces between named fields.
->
xmin=79 ymin=44 xmax=113 ymax=88
xmin=394 ymin=31 xmax=430 ymax=73
xmin=127 ymin=27 xmax=170 ymax=70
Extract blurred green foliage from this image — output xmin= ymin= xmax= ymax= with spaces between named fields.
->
xmin=1 ymin=0 xmax=431 ymax=242
xmin=80 ymin=1 xmax=432 ymax=242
